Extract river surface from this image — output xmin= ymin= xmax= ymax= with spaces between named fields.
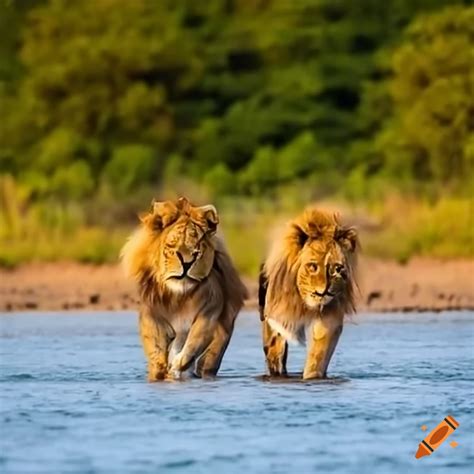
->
xmin=0 ymin=311 xmax=473 ymax=474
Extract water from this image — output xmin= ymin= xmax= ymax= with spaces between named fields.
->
xmin=0 ymin=311 xmax=473 ymax=474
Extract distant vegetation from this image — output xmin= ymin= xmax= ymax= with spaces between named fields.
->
xmin=0 ymin=0 xmax=472 ymax=271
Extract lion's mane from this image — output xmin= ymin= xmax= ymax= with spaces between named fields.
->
xmin=262 ymin=207 xmax=358 ymax=324
xmin=121 ymin=197 xmax=247 ymax=322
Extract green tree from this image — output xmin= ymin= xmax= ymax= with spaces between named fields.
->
xmin=374 ymin=5 xmax=474 ymax=189
xmin=103 ymin=144 xmax=157 ymax=197
xmin=278 ymin=132 xmax=319 ymax=181
xmin=0 ymin=0 xmax=468 ymax=201
xmin=239 ymin=146 xmax=278 ymax=195
xmin=50 ymin=160 xmax=94 ymax=201
xmin=203 ymin=163 xmax=236 ymax=197
xmin=1 ymin=0 xmax=201 ymax=182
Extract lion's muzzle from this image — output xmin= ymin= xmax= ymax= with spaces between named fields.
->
xmin=176 ymin=251 xmax=198 ymax=279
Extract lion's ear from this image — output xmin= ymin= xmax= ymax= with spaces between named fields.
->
xmin=336 ymin=227 xmax=358 ymax=253
xmin=140 ymin=200 xmax=179 ymax=231
xmin=198 ymin=204 xmax=219 ymax=233
xmin=176 ymin=196 xmax=190 ymax=211
xmin=292 ymin=224 xmax=310 ymax=248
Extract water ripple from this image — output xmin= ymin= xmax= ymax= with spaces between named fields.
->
xmin=0 ymin=311 xmax=472 ymax=474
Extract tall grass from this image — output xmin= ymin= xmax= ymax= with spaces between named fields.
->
xmin=363 ymin=196 xmax=474 ymax=263
xmin=1 ymin=175 xmax=472 ymax=271
xmin=0 ymin=175 xmax=124 ymax=267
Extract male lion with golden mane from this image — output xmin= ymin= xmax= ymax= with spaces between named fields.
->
xmin=259 ymin=207 xmax=358 ymax=380
xmin=121 ymin=197 xmax=247 ymax=381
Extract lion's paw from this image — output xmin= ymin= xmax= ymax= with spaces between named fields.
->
xmin=147 ymin=364 xmax=167 ymax=382
xmin=166 ymin=368 xmax=183 ymax=381
xmin=167 ymin=353 xmax=185 ymax=380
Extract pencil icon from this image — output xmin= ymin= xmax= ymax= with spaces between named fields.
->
xmin=415 ymin=415 xmax=459 ymax=459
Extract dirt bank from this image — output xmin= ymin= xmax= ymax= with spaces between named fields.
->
xmin=0 ymin=258 xmax=473 ymax=313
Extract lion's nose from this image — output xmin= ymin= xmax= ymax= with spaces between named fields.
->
xmin=176 ymin=251 xmax=195 ymax=275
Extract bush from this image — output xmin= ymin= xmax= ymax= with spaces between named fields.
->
xmin=278 ymin=132 xmax=319 ymax=181
xmin=50 ymin=160 xmax=94 ymax=200
xmin=203 ymin=163 xmax=236 ymax=197
xmin=239 ymin=146 xmax=278 ymax=195
xmin=102 ymin=144 xmax=157 ymax=197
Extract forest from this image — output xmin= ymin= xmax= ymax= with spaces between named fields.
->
xmin=0 ymin=0 xmax=472 ymax=272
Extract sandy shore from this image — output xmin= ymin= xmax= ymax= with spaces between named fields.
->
xmin=0 ymin=258 xmax=473 ymax=313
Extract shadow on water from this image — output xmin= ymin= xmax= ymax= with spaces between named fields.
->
xmin=254 ymin=374 xmax=350 ymax=384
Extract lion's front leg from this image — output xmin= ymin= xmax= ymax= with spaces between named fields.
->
xmin=139 ymin=305 xmax=175 ymax=382
xmin=262 ymin=319 xmax=288 ymax=376
xmin=195 ymin=318 xmax=235 ymax=378
xmin=168 ymin=314 xmax=217 ymax=379
xmin=303 ymin=312 xmax=343 ymax=380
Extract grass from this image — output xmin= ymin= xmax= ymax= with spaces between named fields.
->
xmin=1 ymin=175 xmax=472 ymax=272
xmin=0 ymin=227 xmax=126 ymax=268
xmin=363 ymin=196 xmax=474 ymax=263
xmin=0 ymin=175 xmax=126 ymax=267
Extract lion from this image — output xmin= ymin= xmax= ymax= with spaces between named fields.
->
xmin=259 ymin=207 xmax=358 ymax=379
xmin=120 ymin=196 xmax=248 ymax=381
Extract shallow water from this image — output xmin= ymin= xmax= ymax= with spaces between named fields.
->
xmin=0 ymin=311 xmax=473 ymax=474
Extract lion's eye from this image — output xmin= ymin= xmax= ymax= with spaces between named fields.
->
xmin=334 ymin=263 xmax=344 ymax=274
xmin=308 ymin=262 xmax=318 ymax=272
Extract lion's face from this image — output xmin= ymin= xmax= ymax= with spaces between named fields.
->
xmin=296 ymin=236 xmax=352 ymax=309
xmin=141 ymin=198 xmax=218 ymax=293
xmin=292 ymin=215 xmax=357 ymax=311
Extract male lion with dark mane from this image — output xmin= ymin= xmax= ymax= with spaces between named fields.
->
xmin=259 ymin=207 xmax=358 ymax=379
xmin=121 ymin=197 xmax=247 ymax=381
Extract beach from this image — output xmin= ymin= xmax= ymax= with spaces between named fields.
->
xmin=1 ymin=258 xmax=472 ymax=313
